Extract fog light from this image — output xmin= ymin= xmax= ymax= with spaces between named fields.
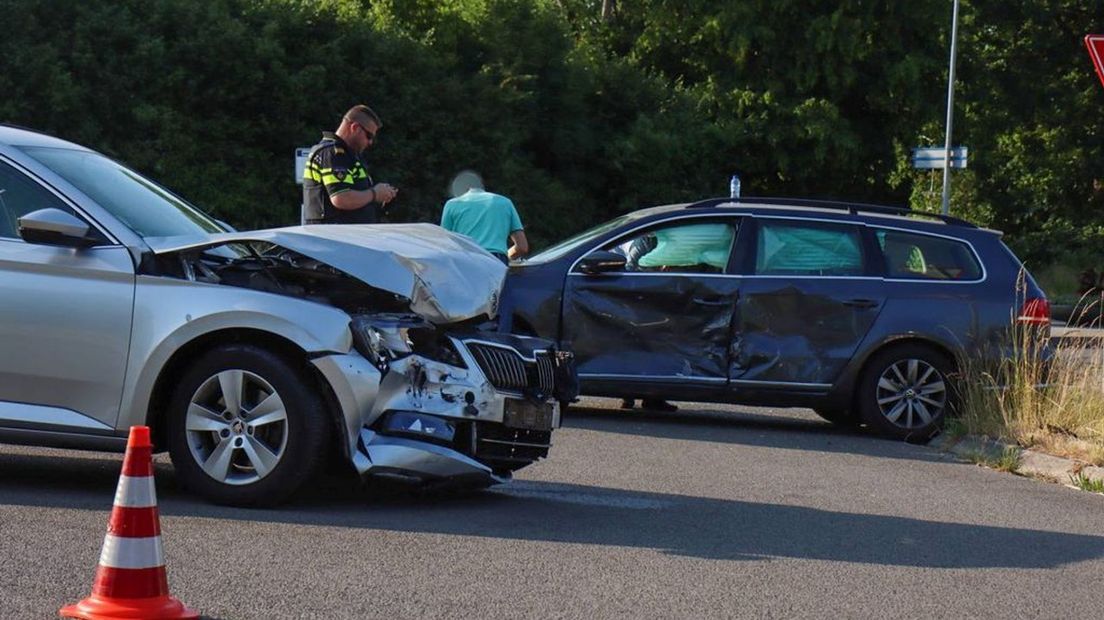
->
xmin=381 ymin=412 xmax=456 ymax=443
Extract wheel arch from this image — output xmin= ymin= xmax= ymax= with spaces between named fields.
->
xmin=144 ymin=328 xmax=348 ymax=459
xmin=859 ymin=336 xmax=958 ymax=374
xmin=828 ymin=335 xmax=961 ymax=410
xmin=849 ymin=336 xmax=960 ymax=442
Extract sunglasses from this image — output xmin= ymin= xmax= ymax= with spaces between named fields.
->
xmin=356 ymin=123 xmax=376 ymax=143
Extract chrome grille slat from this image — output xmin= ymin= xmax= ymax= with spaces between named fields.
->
xmin=495 ymin=353 xmax=506 ymax=384
xmin=486 ymin=349 xmax=503 ymax=385
xmin=465 ymin=342 xmax=557 ymax=394
xmin=536 ymin=354 xmax=554 ymax=394
xmin=512 ymin=350 xmax=526 ymax=386
xmin=498 ymin=349 xmax=518 ymax=388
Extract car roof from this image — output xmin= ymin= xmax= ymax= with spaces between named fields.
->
xmin=0 ymin=124 xmax=92 ymax=151
xmin=625 ymin=197 xmax=1002 ymax=236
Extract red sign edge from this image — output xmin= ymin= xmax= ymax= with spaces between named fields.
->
xmin=1086 ymin=35 xmax=1104 ymax=89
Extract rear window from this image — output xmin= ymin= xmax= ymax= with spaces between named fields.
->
xmin=875 ymin=229 xmax=982 ymax=281
xmin=755 ymin=220 xmax=864 ymax=276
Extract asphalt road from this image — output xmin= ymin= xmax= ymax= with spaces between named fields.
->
xmin=3 ymin=398 xmax=1104 ymax=619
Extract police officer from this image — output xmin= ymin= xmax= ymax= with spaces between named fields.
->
xmin=302 ymin=104 xmax=398 ymax=224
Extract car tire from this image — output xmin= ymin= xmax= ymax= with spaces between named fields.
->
xmin=856 ymin=344 xmax=955 ymax=443
xmin=166 ymin=344 xmax=329 ymax=507
xmin=813 ymin=407 xmax=857 ymax=427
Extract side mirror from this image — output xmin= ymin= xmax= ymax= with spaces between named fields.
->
xmin=577 ymin=250 xmax=627 ymax=275
xmin=17 ymin=208 xmax=98 ymax=248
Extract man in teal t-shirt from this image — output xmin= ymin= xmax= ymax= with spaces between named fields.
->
xmin=440 ymin=174 xmax=528 ymax=264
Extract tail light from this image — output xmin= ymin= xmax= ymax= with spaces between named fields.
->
xmin=1018 ymin=297 xmax=1051 ymax=325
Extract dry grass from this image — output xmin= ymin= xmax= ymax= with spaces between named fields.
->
xmin=1018 ymin=431 xmax=1104 ymax=466
xmin=953 ymin=289 xmax=1104 ymax=466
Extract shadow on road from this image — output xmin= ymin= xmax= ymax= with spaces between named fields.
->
xmin=563 ymin=404 xmax=946 ymax=463
xmin=2 ymin=450 xmax=1101 ymax=570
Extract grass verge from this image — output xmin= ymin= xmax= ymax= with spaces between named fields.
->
xmin=961 ymin=446 xmax=1022 ymax=473
xmin=953 ymin=288 xmax=1104 ymax=466
xmin=1069 ymin=472 xmax=1104 ymax=493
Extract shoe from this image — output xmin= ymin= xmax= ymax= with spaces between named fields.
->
xmin=642 ymin=399 xmax=678 ymax=412
xmin=620 ymin=398 xmax=635 ymax=410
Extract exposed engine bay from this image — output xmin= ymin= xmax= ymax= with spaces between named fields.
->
xmin=146 ymin=242 xmax=411 ymax=315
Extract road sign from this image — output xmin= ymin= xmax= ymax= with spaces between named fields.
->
xmin=1086 ymin=35 xmax=1104 ymax=89
xmin=912 ymin=147 xmax=968 ymax=169
xmin=294 ymin=147 xmax=311 ymax=185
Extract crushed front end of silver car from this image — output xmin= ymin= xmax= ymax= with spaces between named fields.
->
xmin=145 ymin=224 xmax=577 ymax=488
xmin=320 ymin=315 xmax=577 ymax=485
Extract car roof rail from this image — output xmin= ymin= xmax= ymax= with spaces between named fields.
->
xmin=684 ymin=196 xmax=977 ymax=228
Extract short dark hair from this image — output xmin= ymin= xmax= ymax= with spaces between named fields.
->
xmin=343 ymin=104 xmax=382 ymax=128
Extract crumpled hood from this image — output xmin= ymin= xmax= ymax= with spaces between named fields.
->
xmin=145 ymin=223 xmax=506 ymax=323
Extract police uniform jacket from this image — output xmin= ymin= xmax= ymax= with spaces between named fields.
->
xmin=302 ymin=132 xmax=379 ymax=224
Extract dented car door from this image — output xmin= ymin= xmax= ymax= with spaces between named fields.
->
xmin=562 ymin=217 xmax=743 ymax=389
xmin=731 ymin=217 xmax=885 ymax=387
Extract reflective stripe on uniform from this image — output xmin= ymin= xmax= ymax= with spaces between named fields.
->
xmin=310 ymin=164 xmax=367 ymax=186
xmin=303 ymin=163 xmax=322 ymax=182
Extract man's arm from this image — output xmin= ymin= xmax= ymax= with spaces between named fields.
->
xmin=506 ymin=200 xmax=527 ymax=259
xmin=329 ymin=183 xmax=398 ymax=211
xmin=507 ymin=230 xmax=529 ymax=259
xmin=440 ymin=201 xmax=455 ymax=231
xmin=329 ymin=188 xmax=374 ymax=210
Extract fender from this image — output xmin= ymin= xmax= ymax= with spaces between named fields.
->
xmin=117 ymin=276 xmax=354 ymax=429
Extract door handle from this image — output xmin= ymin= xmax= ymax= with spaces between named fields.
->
xmin=843 ymin=298 xmax=879 ymax=309
xmin=692 ymin=296 xmax=732 ymax=307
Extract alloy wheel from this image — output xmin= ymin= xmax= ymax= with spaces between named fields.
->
xmin=185 ymin=369 xmax=289 ymax=485
xmin=875 ymin=358 xmax=947 ymax=430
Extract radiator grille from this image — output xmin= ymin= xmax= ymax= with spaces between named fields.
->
xmin=466 ymin=343 xmax=555 ymax=394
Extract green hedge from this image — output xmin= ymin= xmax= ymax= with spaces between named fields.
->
xmin=1 ymin=0 xmax=1101 ymax=261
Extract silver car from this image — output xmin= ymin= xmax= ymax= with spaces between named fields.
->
xmin=0 ymin=125 xmax=575 ymax=506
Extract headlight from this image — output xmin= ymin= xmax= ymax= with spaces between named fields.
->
xmin=350 ymin=314 xmax=466 ymax=369
xmin=350 ymin=314 xmax=426 ymax=366
xmin=379 ymin=411 xmax=457 ymax=444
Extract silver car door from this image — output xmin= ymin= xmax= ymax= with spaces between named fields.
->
xmin=0 ymin=160 xmax=135 ymax=432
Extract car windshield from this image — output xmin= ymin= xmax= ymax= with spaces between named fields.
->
xmin=18 ymin=146 xmax=223 ymax=237
xmin=527 ymin=214 xmax=633 ymax=264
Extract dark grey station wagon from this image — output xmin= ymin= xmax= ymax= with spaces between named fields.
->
xmin=500 ymin=197 xmax=1050 ymax=441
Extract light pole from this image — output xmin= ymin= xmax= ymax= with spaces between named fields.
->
xmin=941 ymin=0 xmax=961 ymax=215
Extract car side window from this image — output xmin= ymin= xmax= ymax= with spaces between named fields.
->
xmin=603 ymin=220 xmax=737 ymax=274
xmin=876 ymin=229 xmax=982 ymax=281
xmin=755 ymin=220 xmax=864 ymax=276
xmin=0 ymin=160 xmax=77 ymax=240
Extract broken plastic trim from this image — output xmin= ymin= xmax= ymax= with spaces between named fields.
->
xmin=378 ymin=411 xmax=458 ymax=444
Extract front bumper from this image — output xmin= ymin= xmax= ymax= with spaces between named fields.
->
xmin=312 ymin=334 xmax=570 ymax=486
xmin=352 ymin=429 xmax=508 ymax=486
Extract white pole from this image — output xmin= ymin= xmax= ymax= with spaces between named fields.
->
xmin=941 ymin=0 xmax=960 ymax=216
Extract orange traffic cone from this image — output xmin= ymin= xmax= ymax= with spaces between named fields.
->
xmin=60 ymin=426 xmax=198 ymax=620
